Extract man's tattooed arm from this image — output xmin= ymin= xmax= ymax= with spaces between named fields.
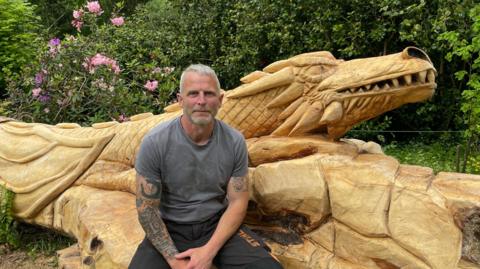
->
xmin=135 ymin=173 xmax=178 ymax=261
xmin=230 ymin=176 xmax=248 ymax=192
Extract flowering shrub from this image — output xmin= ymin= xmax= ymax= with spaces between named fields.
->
xmin=5 ymin=1 xmax=178 ymax=125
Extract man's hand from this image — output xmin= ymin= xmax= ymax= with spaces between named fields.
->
xmin=175 ymin=246 xmax=216 ymax=269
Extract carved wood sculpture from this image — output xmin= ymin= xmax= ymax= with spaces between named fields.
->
xmin=1 ymin=47 xmax=479 ymax=269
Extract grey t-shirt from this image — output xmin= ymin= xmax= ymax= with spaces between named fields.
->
xmin=135 ymin=117 xmax=248 ymax=223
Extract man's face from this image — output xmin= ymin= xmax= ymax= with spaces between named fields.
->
xmin=178 ymin=72 xmax=223 ymax=126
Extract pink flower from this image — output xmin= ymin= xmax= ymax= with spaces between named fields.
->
xmin=90 ymin=53 xmax=107 ymax=66
xmin=83 ymin=53 xmax=121 ymax=74
xmin=32 ymin=88 xmax=42 ymax=97
xmin=144 ymin=80 xmax=158 ymax=92
xmin=110 ymin=17 xmax=124 ymax=26
xmin=71 ymin=19 xmax=84 ymax=31
xmin=43 ymin=108 xmax=50 ymax=113
xmin=86 ymin=1 xmax=103 ymax=15
xmin=73 ymin=9 xmax=83 ymax=19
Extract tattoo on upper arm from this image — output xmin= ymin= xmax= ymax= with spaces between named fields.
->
xmin=138 ymin=174 xmax=162 ymax=199
xmin=231 ymin=176 xmax=248 ymax=192
xmin=135 ymin=174 xmax=178 ymax=259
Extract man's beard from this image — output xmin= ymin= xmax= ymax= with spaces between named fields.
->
xmin=185 ymin=109 xmax=216 ymax=126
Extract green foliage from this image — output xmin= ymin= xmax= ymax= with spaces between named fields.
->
xmin=437 ymin=3 xmax=480 ymax=173
xmin=0 ymin=186 xmax=19 ymax=247
xmin=467 ymin=154 xmax=480 ymax=174
xmin=0 ymin=0 xmax=41 ymax=95
xmin=0 ymin=100 xmax=11 ymax=116
xmin=5 ymin=1 xmax=178 ymax=125
xmin=384 ymin=140 xmax=457 ymax=173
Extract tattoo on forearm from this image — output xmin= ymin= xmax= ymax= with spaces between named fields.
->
xmin=231 ymin=176 xmax=248 ymax=192
xmin=135 ymin=174 xmax=179 ymax=259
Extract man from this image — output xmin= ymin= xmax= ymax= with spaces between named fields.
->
xmin=129 ymin=64 xmax=284 ymax=269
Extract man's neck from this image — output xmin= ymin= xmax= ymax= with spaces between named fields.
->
xmin=180 ymin=116 xmax=215 ymax=145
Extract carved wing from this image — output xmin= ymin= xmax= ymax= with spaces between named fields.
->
xmin=0 ymin=121 xmax=113 ymax=218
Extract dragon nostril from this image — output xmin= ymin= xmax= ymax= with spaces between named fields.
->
xmin=402 ymin=47 xmax=432 ymax=63
xmin=407 ymin=48 xmax=426 ymax=59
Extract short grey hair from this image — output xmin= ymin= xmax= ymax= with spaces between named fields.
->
xmin=179 ymin=64 xmax=221 ymax=93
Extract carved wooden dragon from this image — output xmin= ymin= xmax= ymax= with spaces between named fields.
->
xmin=1 ymin=47 xmax=479 ymax=269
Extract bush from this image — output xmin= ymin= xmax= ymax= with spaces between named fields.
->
xmin=6 ymin=1 xmax=178 ymax=125
xmin=29 ymin=0 xmax=149 ymax=37
xmin=0 ymin=0 xmax=41 ymax=96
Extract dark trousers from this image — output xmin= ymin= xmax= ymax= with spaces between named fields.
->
xmin=129 ymin=213 xmax=283 ymax=269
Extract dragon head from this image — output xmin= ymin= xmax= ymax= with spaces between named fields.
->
xmin=228 ymin=47 xmax=436 ymax=139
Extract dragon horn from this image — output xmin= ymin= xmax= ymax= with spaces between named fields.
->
xmin=263 ymin=59 xmax=291 ymax=73
xmin=266 ymin=81 xmax=304 ymax=108
xmin=271 ymin=102 xmax=309 ymax=136
xmin=278 ymin=97 xmax=304 ymax=120
xmin=228 ymin=67 xmax=295 ymax=99
xmin=318 ymin=101 xmax=344 ymax=125
xmin=288 ymin=102 xmax=324 ymax=136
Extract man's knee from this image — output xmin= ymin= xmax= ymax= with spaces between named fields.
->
xmin=245 ymin=257 xmax=283 ymax=269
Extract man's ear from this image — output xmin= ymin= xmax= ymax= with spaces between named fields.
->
xmin=177 ymin=92 xmax=183 ymax=106
xmin=219 ymin=92 xmax=224 ymax=105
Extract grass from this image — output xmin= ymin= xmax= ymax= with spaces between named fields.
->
xmin=0 ymin=222 xmax=75 ymax=266
xmin=383 ymin=139 xmax=480 ymax=174
xmin=16 ymin=223 xmax=75 ymax=259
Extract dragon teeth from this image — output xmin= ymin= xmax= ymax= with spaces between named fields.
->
xmin=419 ymin=71 xmax=427 ymax=83
xmin=383 ymin=83 xmax=390 ymax=90
xmin=372 ymin=85 xmax=380 ymax=91
xmin=427 ymin=70 xmax=435 ymax=82
xmin=364 ymin=84 xmax=371 ymax=90
xmin=404 ymin=74 xmax=412 ymax=85
xmin=391 ymin=78 xmax=399 ymax=87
